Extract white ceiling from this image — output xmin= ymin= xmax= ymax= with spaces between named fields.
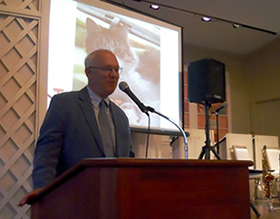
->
xmin=106 ymin=0 xmax=280 ymax=55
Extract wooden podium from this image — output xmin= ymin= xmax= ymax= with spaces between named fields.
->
xmin=30 ymin=158 xmax=253 ymax=219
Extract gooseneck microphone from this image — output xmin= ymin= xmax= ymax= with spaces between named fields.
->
xmin=119 ymin=81 xmax=188 ymax=158
xmin=118 ymin=81 xmax=148 ymax=115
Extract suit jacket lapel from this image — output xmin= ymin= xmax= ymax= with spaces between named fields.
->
xmin=78 ymin=87 xmax=105 ymax=155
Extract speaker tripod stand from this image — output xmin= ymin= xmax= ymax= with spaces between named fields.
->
xmin=198 ymin=101 xmax=221 ymax=160
xmin=197 ymin=102 xmax=261 ymax=217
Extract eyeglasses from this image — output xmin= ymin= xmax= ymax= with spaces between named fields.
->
xmin=88 ymin=66 xmax=123 ymax=74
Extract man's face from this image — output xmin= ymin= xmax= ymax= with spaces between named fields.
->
xmin=86 ymin=51 xmax=120 ymax=98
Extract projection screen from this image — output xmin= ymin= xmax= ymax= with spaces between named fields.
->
xmin=47 ymin=0 xmax=183 ymax=133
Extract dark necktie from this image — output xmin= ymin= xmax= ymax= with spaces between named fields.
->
xmin=98 ymin=100 xmax=115 ymax=157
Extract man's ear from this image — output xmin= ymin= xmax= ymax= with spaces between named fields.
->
xmin=85 ymin=67 xmax=91 ymax=81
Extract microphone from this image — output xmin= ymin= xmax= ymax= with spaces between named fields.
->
xmin=119 ymin=81 xmax=148 ymax=115
xmin=212 ymin=103 xmax=228 ymax=114
xmin=119 ymin=81 xmax=188 ymax=158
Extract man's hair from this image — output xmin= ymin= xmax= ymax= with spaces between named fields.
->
xmin=84 ymin=49 xmax=113 ymax=67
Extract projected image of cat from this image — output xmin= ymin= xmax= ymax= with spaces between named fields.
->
xmin=85 ymin=17 xmax=160 ymax=126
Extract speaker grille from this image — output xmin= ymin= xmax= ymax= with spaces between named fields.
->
xmin=188 ymin=58 xmax=225 ymax=104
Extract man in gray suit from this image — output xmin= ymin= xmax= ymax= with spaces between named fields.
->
xmin=18 ymin=49 xmax=134 ymax=206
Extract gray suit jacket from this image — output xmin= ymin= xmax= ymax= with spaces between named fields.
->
xmin=32 ymin=87 xmax=133 ymax=188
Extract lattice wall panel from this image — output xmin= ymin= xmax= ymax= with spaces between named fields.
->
xmin=0 ymin=0 xmax=39 ymax=12
xmin=0 ymin=13 xmax=38 ymax=219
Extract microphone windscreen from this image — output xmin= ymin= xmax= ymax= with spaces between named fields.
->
xmin=119 ymin=81 xmax=129 ymax=91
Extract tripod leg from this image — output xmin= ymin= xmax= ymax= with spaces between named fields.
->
xmin=210 ymin=147 xmax=221 ymax=160
xmin=250 ymin=200 xmax=261 ymax=217
xmin=198 ymin=146 xmax=205 ymax=159
xmin=205 ymin=147 xmax=211 ymax=159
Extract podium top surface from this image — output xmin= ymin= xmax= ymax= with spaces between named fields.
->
xmin=76 ymin=158 xmax=253 ymax=167
xmin=29 ymin=158 xmax=253 ymax=204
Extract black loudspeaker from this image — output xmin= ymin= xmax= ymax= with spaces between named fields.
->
xmin=188 ymin=58 xmax=225 ymax=104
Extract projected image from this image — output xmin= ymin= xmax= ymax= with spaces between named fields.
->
xmin=48 ymin=0 xmax=181 ymax=131
xmin=74 ymin=3 xmax=160 ymax=126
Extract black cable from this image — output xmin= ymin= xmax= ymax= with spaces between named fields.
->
xmin=145 ymin=113 xmax=151 ymax=158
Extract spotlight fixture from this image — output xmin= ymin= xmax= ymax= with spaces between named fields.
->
xmin=232 ymin=23 xmax=240 ymax=28
xmin=150 ymin=4 xmax=160 ymax=10
xmin=201 ymin=17 xmax=212 ymax=22
xmin=124 ymin=0 xmax=277 ymax=35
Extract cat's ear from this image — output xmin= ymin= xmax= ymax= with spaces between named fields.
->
xmin=86 ymin=17 xmax=102 ymax=34
xmin=110 ymin=18 xmax=129 ymax=39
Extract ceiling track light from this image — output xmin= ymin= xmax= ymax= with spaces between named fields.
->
xmin=202 ymin=17 xmax=212 ymax=22
xmin=106 ymin=0 xmax=277 ymax=35
xmin=150 ymin=4 xmax=160 ymax=10
xmin=232 ymin=23 xmax=240 ymax=28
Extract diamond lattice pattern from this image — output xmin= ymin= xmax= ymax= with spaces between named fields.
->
xmin=0 ymin=0 xmax=39 ymax=11
xmin=0 ymin=12 xmax=38 ymax=219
